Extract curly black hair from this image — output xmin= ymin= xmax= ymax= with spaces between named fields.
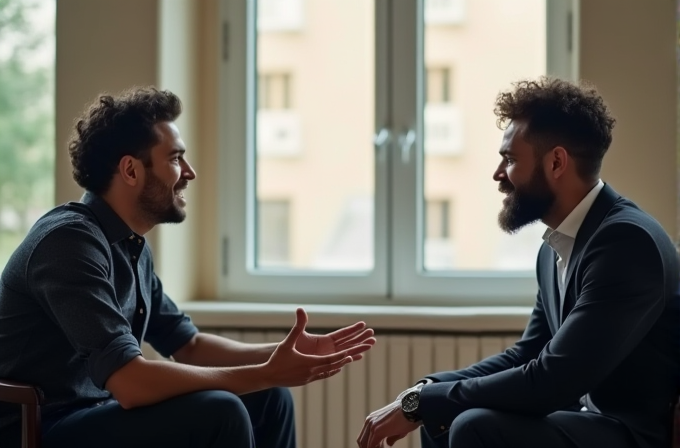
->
xmin=68 ymin=87 xmax=183 ymax=195
xmin=494 ymin=77 xmax=616 ymax=180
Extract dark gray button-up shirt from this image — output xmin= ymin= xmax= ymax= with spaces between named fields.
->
xmin=0 ymin=192 xmax=198 ymax=430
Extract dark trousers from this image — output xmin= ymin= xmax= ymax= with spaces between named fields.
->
xmin=420 ymin=408 xmax=638 ymax=448
xmin=39 ymin=387 xmax=295 ymax=448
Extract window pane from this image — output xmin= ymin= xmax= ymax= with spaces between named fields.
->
xmin=258 ymin=200 xmax=291 ymax=266
xmin=0 ymin=0 xmax=55 ymax=268
xmin=422 ymin=0 xmax=546 ymax=271
xmin=255 ymin=0 xmax=375 ymax=271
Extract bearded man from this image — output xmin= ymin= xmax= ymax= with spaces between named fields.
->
xmin=358 ymin=77 xmax=680 ymax=448
xmin=0 ymin=87 xmax=375 ymax=448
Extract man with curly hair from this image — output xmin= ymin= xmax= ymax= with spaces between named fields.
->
xmin=0 ymin=87 xmax=375 ymax=448
xmin=358 ymin=77 xmax=680 ymax=448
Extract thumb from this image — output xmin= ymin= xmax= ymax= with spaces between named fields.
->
xmin=282 ymin=308 xmax=308 ymax=348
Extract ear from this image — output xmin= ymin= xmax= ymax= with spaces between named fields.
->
xmin=547 ymin=146 xmax=569 ymax=179
xmin=118 ymin=156 xmax=142 ymax=187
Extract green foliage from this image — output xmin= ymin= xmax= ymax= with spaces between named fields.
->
xmin=0 ymin=0 xmax=54 ymax=260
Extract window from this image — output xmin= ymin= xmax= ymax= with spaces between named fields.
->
xmin=0 ymin=0 xmax=55 ymax=268
xmin=218 ymin=0 xmax=578 ymax=303
xmin=424 ymin=66 xmax=463 ymax=155
xmin=259 ymin=73 xmax=291 ymax=110
xmin=424 ymin=0 xmax=466 ymax=25
xmin=426 ymin=67 xmax=451 ymax=104
xmin=258 ymin=200 xmax=291 ymax=267
xmin=257 ymin=73 xmax=301 ymax=157
xmin=257 ymin=0 xmax=305 ymax=32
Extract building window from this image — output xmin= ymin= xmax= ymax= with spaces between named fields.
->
xmin=257 ymin=0 xmax=305 ymax=32
xmin=258 ymin=73 xmax=292 ymax=110
xmin=257 ymin=200 xmax=291 ymax=267
xmin=424 ymin=0 xmax=466 ymax=25
xmin=425 ymin=199 xmax=450 ymax=239
xmin=426 ymin=67 xmax=451 ymax=104
xmin=257 ymin=73 xmax=301 ymax=156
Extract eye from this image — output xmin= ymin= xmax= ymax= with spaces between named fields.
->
xmin=505 ymin=157 xmax=515 ymax=165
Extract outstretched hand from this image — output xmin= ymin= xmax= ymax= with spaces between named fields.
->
xmin=264 ymin=308 xmax=374 ymax=388
xmin=295 ymin=309 xmax=376 ymax=361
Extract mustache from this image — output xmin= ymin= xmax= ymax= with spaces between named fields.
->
xmin=498 ymin=181 xmax=514 ymax=195
xmin=174 ymin=180 xmax=189 ymax=191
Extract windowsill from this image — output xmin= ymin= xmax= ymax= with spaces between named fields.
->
xmin=178 ymin=302 xmax=532 ymax=332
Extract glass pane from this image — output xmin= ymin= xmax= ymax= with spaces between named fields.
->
xmin=422 ymin=0 xmax=547 ymax=271
xmin=0 ymin=0 xmax=55 ymax=268
xmin=255 ymin=0 xmax=375 ymax=271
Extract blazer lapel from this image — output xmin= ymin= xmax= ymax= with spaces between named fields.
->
xmin=561 ymin=183 xmax=620 ymax=320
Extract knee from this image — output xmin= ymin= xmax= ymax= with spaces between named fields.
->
xmin=193 ymin=390 xmax=251 ymax=429
xmin=267 ymin=387 xmax=294 ymax=415
xmin=449 ymin=408 xmax=498 ymax=446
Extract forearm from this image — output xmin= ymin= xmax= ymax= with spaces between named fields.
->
xmin=105 ymin=355 xmax=271 ymax=409
xmin=173 ymin=333 xmax=277 ymax=367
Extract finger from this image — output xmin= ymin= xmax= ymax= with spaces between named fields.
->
xmin=326 ymin=321 xmax=366 ymax=341
xmin=305 ymin=343 xmax=373 ymax=365
xmin=334 ymin=326 xmax=374 ymax=345
xmin=357 ymin=419 xmax=372 ymax=448
xmin=385 ymin=433 xmax=407 ymax=446
xmin=281 ymin=308 xmax=308 ymax=348
xmin=310 ymin=368 xmax=341 ymax=383
xmin=336 ymin=333 xmax=377 ymax=351
xmin=310 ymin=355 xmax=352 ymax=375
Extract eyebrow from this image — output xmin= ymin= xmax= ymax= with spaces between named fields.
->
xmin=499 ymin=148 xmax=513 ymax=156
xmin=168 ymin=148 xmax=186 ymax=157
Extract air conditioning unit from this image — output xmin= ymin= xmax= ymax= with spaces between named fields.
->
xmin=424 ymin=103 xmax=463 ymax=155
xmin=258 ymin=0 xmax=305 ymax=32
xmin=424 ymin=0 xmax=466 ymax=25
xmin=257 ymin=109 xmax=302 ymax=157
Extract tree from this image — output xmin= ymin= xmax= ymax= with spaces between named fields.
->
xmin=0 ymin=0 xmax=54 ymax=234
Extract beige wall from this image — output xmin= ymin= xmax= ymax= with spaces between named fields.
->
xmin=56 ymin=0 xmax=677 ymax=300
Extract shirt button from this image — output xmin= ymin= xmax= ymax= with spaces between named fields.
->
xmin=137 ymin=239 xmax=142 ymax=245
xmin=139 ymin=308 xmax=144 ymax=314
xmin=132 ymin=255 xmax=137 ymax=260
xmin=440 ymin=426 xmax=446 ymax=430
xmin=129 ymin=235 xmax=134 ymax=240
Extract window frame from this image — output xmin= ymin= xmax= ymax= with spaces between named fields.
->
xmin=217 ymin=0 xmax=579 ymax=305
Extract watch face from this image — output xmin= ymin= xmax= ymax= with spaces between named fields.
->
xmin=402 ymin=391 xmax=419 ymax=413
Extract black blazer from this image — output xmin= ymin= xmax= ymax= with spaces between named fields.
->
xmin=418 ymin=184 xmax=680 ymax=448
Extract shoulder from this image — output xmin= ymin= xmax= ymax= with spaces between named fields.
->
xmin=21 ymin=203 xmax=111 ymax=270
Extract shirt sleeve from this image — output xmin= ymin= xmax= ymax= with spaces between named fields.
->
xmin=143 ymin=258 xmax=198 ymax=359
xmin=27 ymin=220 xmax=142 ymax=389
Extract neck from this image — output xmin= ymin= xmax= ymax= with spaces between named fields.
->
xmin=542 ymin=179 xmax=599 ymax=229
xmin=101 ymin=190 xmax=154 ymax=235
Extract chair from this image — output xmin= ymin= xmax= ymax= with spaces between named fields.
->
xmin=0 ymin=379 xmax=43 ymax=448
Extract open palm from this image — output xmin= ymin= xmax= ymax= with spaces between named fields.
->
xmin=294 ymin=312 xmax=376 ymax=359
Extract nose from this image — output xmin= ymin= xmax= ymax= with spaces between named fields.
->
xmin=182 ymin=160 xmax=197 ymax=181
xmin=492 ymin=163 xmax=505 ymax=182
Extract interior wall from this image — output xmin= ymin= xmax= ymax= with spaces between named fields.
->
xmin=55 ymin=0 xmax=678 ymax=301
xmin=579 ymin=0 xmax=677 ymax=238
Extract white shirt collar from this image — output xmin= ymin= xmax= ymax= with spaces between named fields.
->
xmin=554 ymin=180 xmax=605 ymax=239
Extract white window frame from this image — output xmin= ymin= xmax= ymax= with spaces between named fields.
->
xmin=217 ymin=0 xmax=578 ymax=305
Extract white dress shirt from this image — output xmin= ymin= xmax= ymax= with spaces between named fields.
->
xmin=542 ymin=180 xmax=604 ymax=320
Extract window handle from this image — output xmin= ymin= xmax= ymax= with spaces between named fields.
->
xmin=373 ymin=128 xmax=392 ymax=162
xmin=398 ymin=129 xmax=416 ymax=164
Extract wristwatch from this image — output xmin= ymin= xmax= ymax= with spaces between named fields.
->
xmin=400 ymin=383 xmax=424 ymax=423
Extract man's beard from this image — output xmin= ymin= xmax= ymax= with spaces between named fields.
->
xmin=497 ymin=165 xmax=555 ymax=234
xmin=138 ymin=170 xmax=187 ymax=225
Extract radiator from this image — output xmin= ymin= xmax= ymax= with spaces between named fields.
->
xmin=203 ymin=329 xmax=522 ymax=448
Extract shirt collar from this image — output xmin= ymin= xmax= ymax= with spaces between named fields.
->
xmin=554 ymin=179 xmax=605 ymax=239
xmin=81 ymin=191 xmax=136 ymax=245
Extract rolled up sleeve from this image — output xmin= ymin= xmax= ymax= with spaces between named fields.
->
xmin=28 ymin=221 xmax=142 ymax=389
